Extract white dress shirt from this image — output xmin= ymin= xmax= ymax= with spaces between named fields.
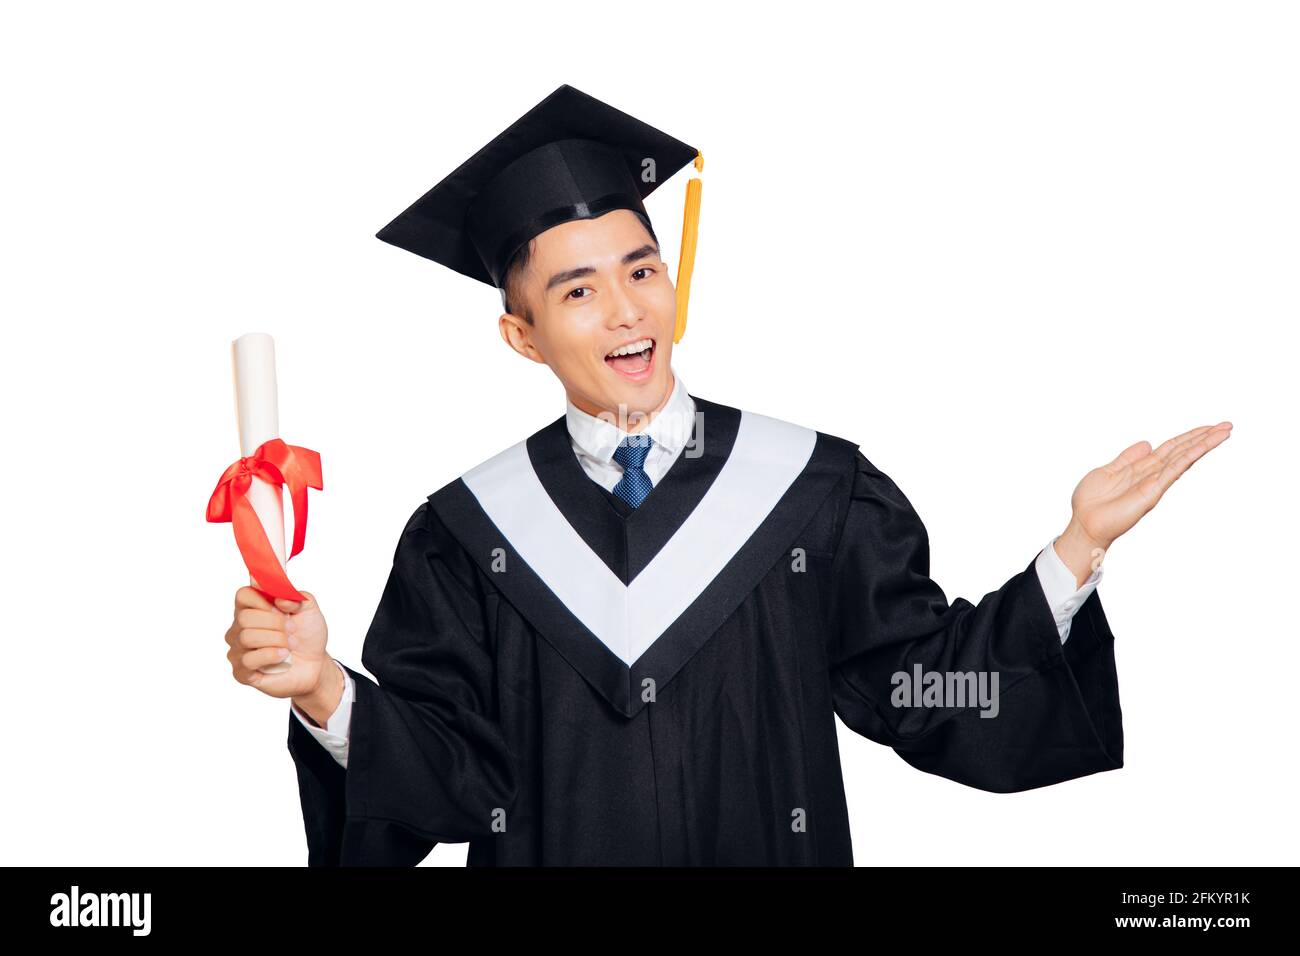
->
xmin=291 ymin=373 xmax=1103 ymax=768
xmin=564 ymin=370 xmax=700 ymax=492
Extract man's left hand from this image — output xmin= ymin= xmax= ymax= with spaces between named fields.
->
xmin=1053 ymin=421 xmax=1233 ymax=586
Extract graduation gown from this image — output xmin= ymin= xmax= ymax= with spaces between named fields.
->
xmin=286 ymin=396 xmax=1123 ymax=866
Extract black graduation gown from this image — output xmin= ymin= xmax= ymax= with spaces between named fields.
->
xmin=286 ymin=396 xmax=1123 ymax=866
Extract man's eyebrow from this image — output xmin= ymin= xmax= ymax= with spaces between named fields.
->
xmin=621 ymin=243 xmax=659 ymax=265
xmin=544 ymin=244 xmax=662 ymax=292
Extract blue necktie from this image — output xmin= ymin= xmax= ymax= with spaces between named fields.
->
xmin=612 ymin=434 xmax=654 ymax=508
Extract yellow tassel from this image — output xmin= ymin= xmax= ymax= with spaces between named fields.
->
xmin=673 ymin=151 xmax=704 ymax=344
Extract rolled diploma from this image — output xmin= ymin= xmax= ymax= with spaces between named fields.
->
xmin=232 ymin=332 xmax=293 ymax=673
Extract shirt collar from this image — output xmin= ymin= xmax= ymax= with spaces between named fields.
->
xmin=565 ymin=371 xmax=697 ymax=465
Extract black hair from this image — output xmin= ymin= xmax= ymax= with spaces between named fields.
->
xmin=499 ymin=237 xmax=537 ymax=325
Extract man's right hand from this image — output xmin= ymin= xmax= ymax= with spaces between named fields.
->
xmin=226 ymin=586 xmax=341 ymax=725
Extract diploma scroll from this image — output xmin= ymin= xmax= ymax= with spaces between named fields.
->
xmin=232 ymin=333 xmax=294 ymax=674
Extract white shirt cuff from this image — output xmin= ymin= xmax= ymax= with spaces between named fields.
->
xmin=289 ymin=658 xmax=353 ymax=769
xmin=1034 ymin=536 xmax=1104 ymax=645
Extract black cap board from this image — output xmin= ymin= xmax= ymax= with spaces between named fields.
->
xmin=375 ymin=84 xmax=699 ymax=289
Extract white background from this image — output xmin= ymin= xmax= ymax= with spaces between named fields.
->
xmin=2 ymin=0 xmax=1295 ymax=867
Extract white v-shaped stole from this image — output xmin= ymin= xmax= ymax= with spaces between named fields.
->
xmin=461 ymin=410 xmax=817 ymax=666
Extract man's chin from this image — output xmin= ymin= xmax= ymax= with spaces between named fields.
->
xmin=594 ymin=374 xmax=671 ymax=429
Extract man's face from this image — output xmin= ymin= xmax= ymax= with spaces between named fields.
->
xmin=498 ymin=209 xmax=677 ymax=426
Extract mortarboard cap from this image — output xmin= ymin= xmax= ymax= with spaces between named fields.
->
xmin=376 ymin=84 xmax=704 ymax=342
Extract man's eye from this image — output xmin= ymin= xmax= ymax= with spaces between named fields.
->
xmin=566 ymin=287 xmax=592 ymax=300
xmin=632 ymin=267 xmax=655 ymax=280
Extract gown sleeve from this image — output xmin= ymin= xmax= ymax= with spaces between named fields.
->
xmin=286 ymin=500 xmax=518 ymax=865
xmin=825 ymin=451 xmax=1124 ymax=792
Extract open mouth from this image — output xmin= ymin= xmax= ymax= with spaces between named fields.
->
xmin=604 ymin=337 xmax=655 ymax=380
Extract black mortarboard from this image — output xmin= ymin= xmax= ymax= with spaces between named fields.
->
xmin=376 ymin=84 xmax=704 ymax=342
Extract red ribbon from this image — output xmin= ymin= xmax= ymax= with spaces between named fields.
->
xmin=206 ymin=438 xmax=323 ymax=602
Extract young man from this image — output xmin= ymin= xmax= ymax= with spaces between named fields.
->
xmin=224 ymin=85 xmax=1231 ymax=866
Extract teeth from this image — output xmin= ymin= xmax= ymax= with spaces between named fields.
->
xmin=606 ymin=338 xmax=654 ymax=358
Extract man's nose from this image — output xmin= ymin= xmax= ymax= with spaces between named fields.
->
xmin=604 ymin=278 xmax=644 ymax=329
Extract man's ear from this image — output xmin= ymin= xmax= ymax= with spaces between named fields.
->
xmin=498 ymin=312 xmax=546 ymax=363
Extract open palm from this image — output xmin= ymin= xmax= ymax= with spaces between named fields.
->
xmin=1070 ymin=422 xmax=1232 ymax=550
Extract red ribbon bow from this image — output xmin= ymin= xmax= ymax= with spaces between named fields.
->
xmin=206 ymin=438 xmax=323 ymax=602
